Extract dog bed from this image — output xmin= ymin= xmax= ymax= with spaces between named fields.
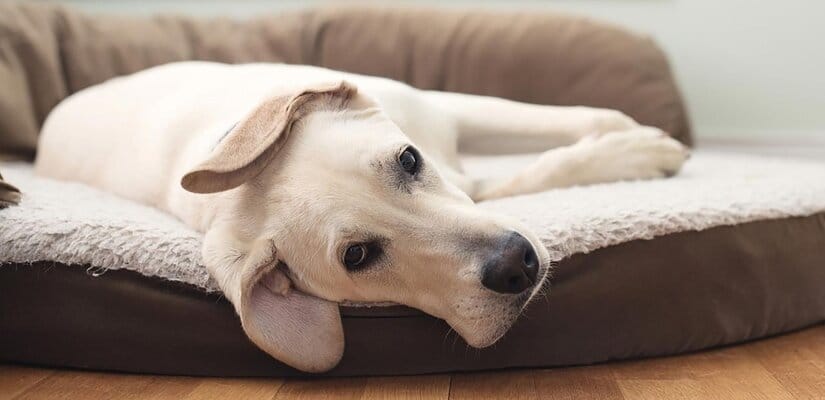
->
xmin=2 ymin=3 xmax=824 ymax=377
xmin=2 ymin=151 xmax=825 ymax=376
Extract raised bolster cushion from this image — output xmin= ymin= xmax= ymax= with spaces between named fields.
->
xmin=309 ymin=7 xmax=692 ymax=145
xmin=0 ymin=3 xmax=691 ymax=160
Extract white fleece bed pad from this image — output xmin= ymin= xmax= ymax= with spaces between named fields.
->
xmin=2 ymin=150 xmax=825 ymax=293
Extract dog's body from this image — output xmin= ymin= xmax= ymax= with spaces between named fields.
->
xmin=36 ymin=62 xmax=688 ymax=372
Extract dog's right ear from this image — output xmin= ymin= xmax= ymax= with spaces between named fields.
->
xmin=181 ymin=81 xmax=361 ymax=194
xmin=203 ymin=227 xmax=344 ymax=372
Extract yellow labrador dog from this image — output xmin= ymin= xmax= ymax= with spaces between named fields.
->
xmin=35 ymin=61 xmax=688 ymax=372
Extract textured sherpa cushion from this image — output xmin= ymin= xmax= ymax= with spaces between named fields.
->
xmin=2 ymin=150 xmax=825 ymax=292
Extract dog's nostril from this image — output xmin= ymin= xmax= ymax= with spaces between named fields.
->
xmin=524 ymin=246 xmax=538 ymax=268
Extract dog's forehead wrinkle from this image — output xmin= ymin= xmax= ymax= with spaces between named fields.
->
xmin=302 ymin=106 xmax=396 ymax=137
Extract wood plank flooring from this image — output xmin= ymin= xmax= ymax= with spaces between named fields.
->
xmin=3 ymin=324 xmax=824 ymax=399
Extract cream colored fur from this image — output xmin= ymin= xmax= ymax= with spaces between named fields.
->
xmin=35 ymin=61 xmax=688 ymax=372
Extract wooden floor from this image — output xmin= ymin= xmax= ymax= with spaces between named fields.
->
xmin=3 ymin=324 xmax=825 ymax=400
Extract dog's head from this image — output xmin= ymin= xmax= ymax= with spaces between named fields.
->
xmin=181 ymin=82 xmax=550 ymax=372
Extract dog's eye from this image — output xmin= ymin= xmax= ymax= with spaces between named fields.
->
xmin=398 ymin=147 xmax=420 ymax=175
xmin=343 ymin=244 xmax=368 ymax=270
xmin=342 ymin=241 xmax=384 ymax=271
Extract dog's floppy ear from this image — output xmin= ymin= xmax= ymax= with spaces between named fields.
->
xmin=204 ymin=229 xmax=344 ymax=372
xmin=181 ymin=81 xmax=360 ymax=194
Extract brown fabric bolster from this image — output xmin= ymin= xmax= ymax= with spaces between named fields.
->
xmin=0 ymin=3 xmax=692 ymax=159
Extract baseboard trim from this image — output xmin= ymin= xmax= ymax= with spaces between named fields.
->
xmin=695 ymin=135 xmax=825 ymax=160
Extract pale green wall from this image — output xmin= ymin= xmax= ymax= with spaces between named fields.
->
xmin=39 ymin=1 xmax=825 ymax=141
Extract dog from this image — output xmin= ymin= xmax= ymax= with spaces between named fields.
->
xmin=35 ymin=61 xmax=688 ymax=372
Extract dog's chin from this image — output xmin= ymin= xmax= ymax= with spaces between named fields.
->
xmin=455 ymin=320 xmax=514 ymax=348
xmin=454 ymin=261 xmax=552 ymax=348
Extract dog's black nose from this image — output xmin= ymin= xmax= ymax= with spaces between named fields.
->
xmin=481 ymin=232 xmax=540 ymax=294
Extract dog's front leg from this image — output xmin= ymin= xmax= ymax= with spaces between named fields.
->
xmin=471 ymin=127 xmax=690 ymax=201
xmin=423 ymin=91 xmax=641 ymax=154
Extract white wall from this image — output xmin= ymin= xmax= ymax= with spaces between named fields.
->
xmin=46 ymin=0 xmax=825 ymax=141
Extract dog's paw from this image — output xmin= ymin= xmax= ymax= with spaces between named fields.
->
xmin=572 ymin=127 xmax=690 ymax=183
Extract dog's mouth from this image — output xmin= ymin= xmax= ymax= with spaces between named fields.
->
xmin=450 ymin=259 xmax=552 ymax=348
xmin=475 ymin=252 xmax=553 ymax=347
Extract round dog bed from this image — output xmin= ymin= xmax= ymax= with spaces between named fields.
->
xmin=2 ymin=4 xmax=824 ymax=377
xmin=2 ymin=152 xmax=825 ymax=377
